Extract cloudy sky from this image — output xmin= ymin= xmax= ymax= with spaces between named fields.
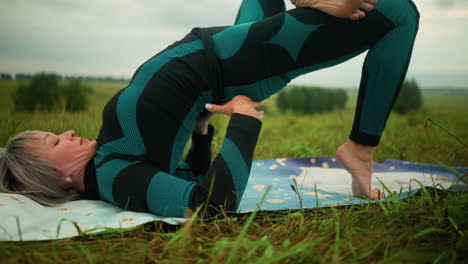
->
xmin=1 ymin=0 xmax=467 ymax=88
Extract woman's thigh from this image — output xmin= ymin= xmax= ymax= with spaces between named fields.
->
xmin=212 ymin=0 xmax=418 ymax=102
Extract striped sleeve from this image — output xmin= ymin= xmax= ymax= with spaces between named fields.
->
xmin=194 ymin=113 xmax=262 ymax=213
xmin=98 ymin=114 xmax=261 ymax=218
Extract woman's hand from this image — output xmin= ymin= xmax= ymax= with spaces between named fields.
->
xmin=205 ymin=95 xmax=264 ymax=120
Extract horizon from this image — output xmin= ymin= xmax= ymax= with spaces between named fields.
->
xmin=2 ymin=73 xmax=467 ymax=90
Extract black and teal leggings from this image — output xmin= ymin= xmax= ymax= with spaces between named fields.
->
xmin=215 ymin=0 xmax=419 ymax=146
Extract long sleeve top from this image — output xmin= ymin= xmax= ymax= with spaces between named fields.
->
xmin=81 ymin=27 xmax=262 ymax=217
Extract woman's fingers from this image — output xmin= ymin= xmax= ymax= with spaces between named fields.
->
xmin=258 ymin=110 xmax=264 ymax=119
xmin=252 ymin=101 xmax=264 ymax=108
xmin=206 ymin=97 xmax=264 ymax=112
xmin=205 ymin=103 xmax=230 ymax=115
xmin=250 ymin=109 xmax=264 ymax=120
xmin=206 ymin=103 xmax=264 ymax=119
xmin=205 ymin=96 xmax=265 ymax=120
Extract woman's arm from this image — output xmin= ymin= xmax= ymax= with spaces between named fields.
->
xmin=185 ymin=95 xmax=264 ymax=177
xmin=98 ymin=96 xmax=264 ymax=217
xmin=99 ymin=112 xmax=261 ymax=218
xmin=194 ymin=113 xmax=262 ymax=215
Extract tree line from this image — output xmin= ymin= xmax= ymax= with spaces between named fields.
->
xmin=0 ymin=72 xmax=129 ymax=82
xmin=276 ymin=80 xmax=422 ymax=115
xmin=13 ymin=73 xmax=92 ymax=112
xmin=10 ymin=72 xmax=423 ymax=114
xmin=276 ymin=86 xmax=348 ymax=114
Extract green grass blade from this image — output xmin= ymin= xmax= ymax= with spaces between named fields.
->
xmin=77 ymin=244 xmax=94 ymax=264
xmin=290 ymin=212 xmax=305 ymax=232
xmin=226 ymin=185 xmax=272 ymax=264
xmin=411 ymin=227 xmax=447 ymax=239
xmin=374 ymin=200 xmax=389 ymax=216
xmin=376 ymin=177 xmax=400 ymax=210
xmin=56 ymin=218 xmax=87 ymax=239
xmin=31 ymin=252 xmax=55 ymax=264
xmin=448 ymin=216 xmax=464 ymax=237
xmin=410 ymin=179 xmax=433 ymax=206
xmin=429 ymin=157 xmax=466 ymax=185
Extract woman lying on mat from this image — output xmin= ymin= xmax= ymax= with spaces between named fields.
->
xmin=0 ymin=0 xmax=419 ymax=217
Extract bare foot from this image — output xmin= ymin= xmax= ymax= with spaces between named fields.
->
xmin=336 ymin=140 xmax=385 ymax=199
xmin=291 ymin=0 xmax=377 ymax=20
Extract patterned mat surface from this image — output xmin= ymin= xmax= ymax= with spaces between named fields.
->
xmin=1 ymin=157 xmax=466 ymax=241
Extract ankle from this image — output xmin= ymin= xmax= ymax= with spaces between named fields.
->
xmin=344 ymin=140 xmax=376 ymax=159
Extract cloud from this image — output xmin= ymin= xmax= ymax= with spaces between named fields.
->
xmin=434 ymin=0 xmax=456 ymax=8
xmin=445 ymin=9 xmax=468 ymax=17
xmin=433 ymin=0 xmax=468 ymax=8
xmin=0 ymin=0 xmax=467 ymax=88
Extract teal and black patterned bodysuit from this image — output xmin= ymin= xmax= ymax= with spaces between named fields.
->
xmin=83 ymin=0 xmax=420 ymax=217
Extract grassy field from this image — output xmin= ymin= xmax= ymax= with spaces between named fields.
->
xmin=0 ymin=80 xmax=467 ymax=263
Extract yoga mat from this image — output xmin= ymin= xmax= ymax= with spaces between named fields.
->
xmin=0 ymin=158 xmax=466 ymax=241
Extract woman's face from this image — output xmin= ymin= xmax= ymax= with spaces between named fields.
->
xmin=34 ymin=130 xmax=97 ymax=175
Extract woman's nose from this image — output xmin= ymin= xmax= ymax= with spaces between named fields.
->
xmin=64 ymin=130 xmax=76 ymax=139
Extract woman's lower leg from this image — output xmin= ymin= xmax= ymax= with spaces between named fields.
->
xmin=338 ymin=0 xmax=420 ymax=199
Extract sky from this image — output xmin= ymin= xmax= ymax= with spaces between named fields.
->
xmin=1 ymin=0 xmax=467 ymax=88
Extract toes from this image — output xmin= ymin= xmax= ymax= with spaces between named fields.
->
xmin=350 ymin=12 xmax=359 ymax=20
xmin=360 ymin=2 xmax=375 ymax=12
xmin=356 ymin=9 xmax=366 ymax=19
xmin=349 ymin=10 xmax=366 ymax=20
xmin=371 ymin=189 xmax=385 ymax=199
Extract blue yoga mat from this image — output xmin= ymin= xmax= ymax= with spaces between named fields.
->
xmin=0 ymin=157 xmax=466 ymax=241
xmin=239 ymin=157 xmax=466 ymax=212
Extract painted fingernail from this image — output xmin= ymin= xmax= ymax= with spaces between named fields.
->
xmin=205 ymin=104 xmax=213 ymax=110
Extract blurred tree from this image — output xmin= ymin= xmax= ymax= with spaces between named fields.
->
xmin=63 ymin=79 xmax=90 ymax=112
xmin=276 ymin=85 xmax=348 ymax=115
xmin=12 ymin=73 xmax=91 ymax=112
xmin=393 ymin=79 xmax=423 ymax=114
xmin=15 ymin=73 xmax=33 ymax=80
xmin=12 ymin=73 xmax=62 ymax=111
xmin=276 ymin=88 xmax=289 ymax=112
xmin=333 ymin=89 xmax=347 ymax=109
xmin=0 ymin=73 xmax=13 ymax=80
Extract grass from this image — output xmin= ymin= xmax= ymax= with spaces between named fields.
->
xmin=0 ymin=80 xmax=467 ymax=263
xmin=1 ymin=190 xmax=467 ymax=263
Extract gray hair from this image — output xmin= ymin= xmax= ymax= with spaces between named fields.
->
xmin=0 ymin=131 xmax=79 ymax=206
